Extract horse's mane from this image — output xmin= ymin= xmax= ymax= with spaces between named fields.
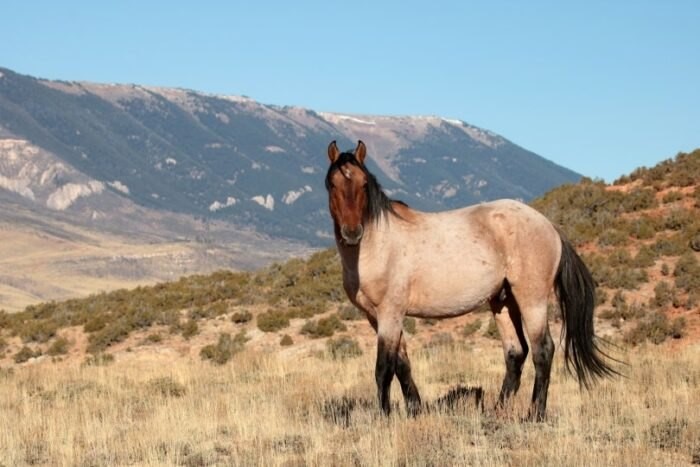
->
xmin=325 ymin=151 xmax=405 ymax=224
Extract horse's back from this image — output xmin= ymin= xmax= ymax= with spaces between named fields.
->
xmin=399 ymin=199 xmax=561 ymax=317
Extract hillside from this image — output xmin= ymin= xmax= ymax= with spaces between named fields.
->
xmin=0 ymin=66 xmax=579 ymax=247
xmin=0 ymin=150 xmax=698 ymax=367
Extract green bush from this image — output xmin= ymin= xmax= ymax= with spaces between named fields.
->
xmin=83 ymin=353 xmax=115 ymax=366
xmin=632 ymin=245 xmax=658 ymax=268
xmin=200 ymin=331 xmax=248 ymax=365
xmin=19 ymin=319 xmax=59 ymax=343
xmin=674 ymin=252 xmax=700 ymax=293
xmin=628 ymin=217 xmax=656 ymax=240
xmin=662 ymin=190 xmax=683 ymax=203
xmin=338 ymin=305 xmax=363 ymax=321
xmin=257 ymin=309 xmax=290 ymax=332
xmin=326 ymin=336 xmax=362 ymax=359
xmin=231 ymin=309 xmax=252 ymax=324
xmin=280 ymin=334 xmax=293 ymax=346
xmin=14 ymin=346 xmax=41 ymax=363
xmin=300 ymin=315 xmax=347 ymax=338
xmin=483 ymin=318 xmax=499 ymax=340
xmin=87 ymin=319 xmax=131 ymax=353
xmin=624 ymin=311 xmax=685 ymax=345
xmin=403 ymin=317 xmax=417 ymax=334
xmin=181 ymin=319 xmax=199 ymax=339
xmin=598 ymin=229 xmax=629 ymax=247
xmin=652 ymin=282 xmax=676 ymax=309
xmin=47 ymin=337 xmax=71 ymax=356
xmin=148 ymin=376 xmax=187 ymax=398
xmin=462 ymin=319 xmax=482 ymax=337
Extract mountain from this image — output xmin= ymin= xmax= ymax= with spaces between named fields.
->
xmin=0 ymin=67 xmax=579 ymax=245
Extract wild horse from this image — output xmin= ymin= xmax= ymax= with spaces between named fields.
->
xmin=325 ymin=140 xmax=616 ymax=420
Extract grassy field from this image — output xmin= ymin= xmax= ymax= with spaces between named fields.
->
xmin=1 ymin=338 xmax=698 ymax=466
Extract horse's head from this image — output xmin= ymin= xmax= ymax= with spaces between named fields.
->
xmin=325 ymin=140 xmax=369 ymax=246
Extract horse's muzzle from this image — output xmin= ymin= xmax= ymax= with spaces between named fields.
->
xmin=340 ymin=224 xmax=364 ymax=245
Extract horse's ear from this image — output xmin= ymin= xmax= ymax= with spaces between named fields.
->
xmin=328 ymin=140 xmax=340 ymax=163
xmin=355 ymin=140 xmax=367 ymax=165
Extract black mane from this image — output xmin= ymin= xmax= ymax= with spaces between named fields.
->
xmin=325 ymin=151 xmax=404 ymax=223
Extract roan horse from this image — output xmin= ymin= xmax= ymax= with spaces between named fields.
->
xmin=325 ymin=140 xmax=617 ymax=420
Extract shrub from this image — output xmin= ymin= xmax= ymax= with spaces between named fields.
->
xmin=674 ymin=252 xmax=700 ymax=293
xmin=624 ymin=311 xmax=685 ymax=345
xmin=652 ymin=236 xmax=687 ymax=257
xmin=606 ymin=268 xmax=648 ymax=289
xmin=144 ymin=333 xmax=163 ymax=344
xmin=257 ymin=309 xmax=290 ymax=332
xmin=301 ymin=315 xmax=346 ymax=338
xmin=628 ymin=217 xmax=656 ymax=240
xmin=47 ymin=337 xmax=71 ymax=356
xmin=83 ymin=353 xmax=114 ymax=366
xmin=338 ymin=305 xmax=363 ymax=321
xmin=83 ymin=314 xmax=108 ymax=332
xmin=598 ymin=229 xmax=629 ymax=247
xmin=231 ymin=309 xmax=252 ymax=324
xmin=14 ymin=346 xmax=41 ymax=363
xmin=621 ymin=188 xmax=657 ymax=212
xmin=660 ymin=263 xmax=670 ymax=276
xmin=632 ymin=245 xmax=657 ymax=268
xmin=280 ymin=334 xmax=293 ymax=346
xmin=200 ymin=331 xmax=248 ymax=365
xmin=326 ymin=336 xmax=362 ymax=359
xmin=403 ymin=317 xmax=417 ymax=334
xmin=661 ymin=190 xmax=683 ymax=203
xmin=87 ymin=319 xmax=131 ymax=353
xmin=462 ymin=319 xmax=482 ymax=337
xmin=181 ymin=319 xmax=199 ymax=340
xmin=19 ymin=319 xmax=59 ymax=343
xmin=483 ymin=318 xmax=499 ymax=340
xmin=652 ymin=282 xmax=676 ymax=309
xmin=148 ymin=376 xmax=187 ymax=398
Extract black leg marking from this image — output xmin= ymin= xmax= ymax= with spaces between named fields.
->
xmin=529 ymin=331 xmax=555 ymax=421
xmin=396 ymin=350 xmax=422 ymax=416
xmin=498 ymin=346 xmax=528 ymax=405
xmin=375 ymin=337 xmax=397 ymax=416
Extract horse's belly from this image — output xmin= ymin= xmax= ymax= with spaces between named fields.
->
xmin=405 ymin=265 xmax=502 ymax=318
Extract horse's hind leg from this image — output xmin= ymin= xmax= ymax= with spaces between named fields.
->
xmin=528 ymin=314 xmax=554 ymax=421
xmin=518 ymin=300 xmax=555 ymax=421
xmin=490 ymin=293 xmax=529 ymax=406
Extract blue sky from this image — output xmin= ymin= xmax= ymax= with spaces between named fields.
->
xmin=2 ymin=1 xmax=698 ymax=181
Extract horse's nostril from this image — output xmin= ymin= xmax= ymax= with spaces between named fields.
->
xmin=341 ymin=224 xmax=364 ymax=244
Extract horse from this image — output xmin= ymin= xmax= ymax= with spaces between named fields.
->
xmin=324 ymin=140 xmax=617 ymax=421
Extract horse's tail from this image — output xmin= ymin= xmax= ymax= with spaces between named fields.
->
xmin=555 ymin=234 xmax=619 ymax=388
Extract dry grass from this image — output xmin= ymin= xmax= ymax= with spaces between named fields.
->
xmin=1 ymin=340 xmax=698 ymax=466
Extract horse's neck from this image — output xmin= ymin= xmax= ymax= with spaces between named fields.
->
xmin=336 ymin=218 xmax=393 ymax=277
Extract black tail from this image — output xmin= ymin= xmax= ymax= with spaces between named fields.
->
xmin=555 ymin=235 xmax=619 ymax=388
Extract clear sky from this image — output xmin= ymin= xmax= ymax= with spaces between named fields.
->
xmin=2 ymin=1 xmax=698 ymax=181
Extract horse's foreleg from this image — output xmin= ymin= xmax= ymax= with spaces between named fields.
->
xmin=375 ymin=315 xmax=403 ymax=416
xmin=396 ymin=334 xmax=422 ymax=416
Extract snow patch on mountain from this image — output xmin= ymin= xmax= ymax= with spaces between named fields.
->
xmin=251 ymin=194 xmax=275 ymax=211
xmin=46 ymin=181 xmax=105 ymax=210
xmin=282 ymin=186 xmax=312 ymax=205
xmin=209 ymin=197 xmax=237 ymax=212
xmin=108 ymin=180 xmax=130 ymax=194
xmin=265 ymin=145 xmax=285 ymax=153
